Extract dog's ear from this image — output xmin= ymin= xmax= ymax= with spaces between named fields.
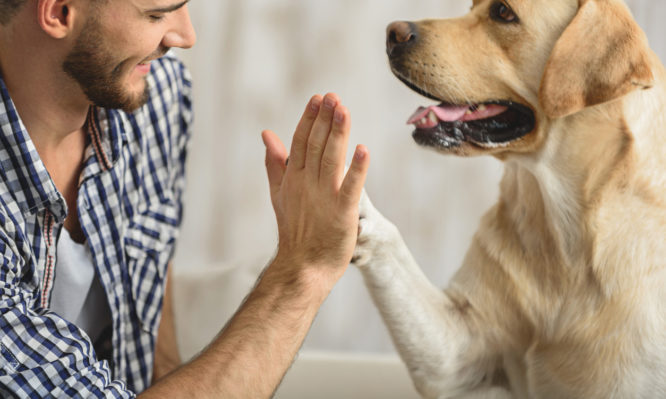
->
xmin=539 ymin=0 xmax=654 ymax=119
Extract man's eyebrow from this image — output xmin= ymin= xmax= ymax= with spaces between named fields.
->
xmin=145 ymin=0 xmax=190 ymax=13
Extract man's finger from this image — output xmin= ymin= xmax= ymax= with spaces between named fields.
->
xmin=288 ymin=95 xmax=323 ymax=170
xmin=262 ymin=130 xmax=288 ymax=196
xmin=339 ymin=145 xmax=370 ymax=208
xmin=305 ymin=93 xmax=339 ymax=179
xmin=319 ymin=104 xmax=350 ymax=188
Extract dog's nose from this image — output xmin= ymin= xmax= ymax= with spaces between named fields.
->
xmin=386 ymin=21 xmax=418 ymax=57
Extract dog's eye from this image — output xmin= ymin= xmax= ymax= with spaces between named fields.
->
xmin=490 ymin=2 xmax=518 ymax=23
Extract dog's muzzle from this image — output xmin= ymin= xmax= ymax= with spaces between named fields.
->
xmin=385 ymin=21 xmax=536 ymax=150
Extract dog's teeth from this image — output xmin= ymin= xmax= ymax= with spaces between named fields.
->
xmin=466 ymin=109 xmax=473 ymax=115
xmin=478 ymin=104 xmax=487 ymax=111
xmin=420 ymin=118 xmax=427 ymax=125
xmin=428 ymin=111 xmax=438 ymax=123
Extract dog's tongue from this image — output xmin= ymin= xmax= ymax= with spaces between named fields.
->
xmin=407 ymin=104 xmax=509 ymax=129
xmin=407 ymin=105 xmax=468 ymax=125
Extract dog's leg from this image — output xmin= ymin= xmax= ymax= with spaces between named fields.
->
xmin=353 ymin=191 xmax=511 ymax=399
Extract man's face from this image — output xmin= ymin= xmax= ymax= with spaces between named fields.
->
xmin=62 ymin=0 xmax=195 ymax=113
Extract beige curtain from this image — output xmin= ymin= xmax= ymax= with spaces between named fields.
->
xmin=173 ymin=1 xmax=666 ymax=358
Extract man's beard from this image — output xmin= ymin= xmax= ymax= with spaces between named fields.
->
xmin=62 ymin=19 xmax=160 ymax=113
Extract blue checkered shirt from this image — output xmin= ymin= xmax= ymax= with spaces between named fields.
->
xmin=0 ymin=53 xmax=192 ymax=397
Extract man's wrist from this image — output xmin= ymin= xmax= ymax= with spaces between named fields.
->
xmin=263 ymin=253 xmax=346 ymax=304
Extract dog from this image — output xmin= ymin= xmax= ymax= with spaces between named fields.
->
xmin=352 ymin=0 xmax=666 ymax=398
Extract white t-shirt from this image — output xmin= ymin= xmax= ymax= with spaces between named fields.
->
xmin=50 ymin=228 xmax=112 ymax=343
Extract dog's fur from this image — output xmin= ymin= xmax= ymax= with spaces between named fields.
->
xmin=353 ymin=0 xmax=666 ymax=398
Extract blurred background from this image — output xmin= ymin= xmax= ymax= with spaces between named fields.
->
xmin=171 ymin=0 xmax=666 ymax=365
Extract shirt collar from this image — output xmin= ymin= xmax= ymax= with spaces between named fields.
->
xmin=80 ymin=106 xmax=129 ymax=182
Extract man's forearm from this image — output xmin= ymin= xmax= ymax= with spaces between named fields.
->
xmin=140 ymin=258 xmax=335 ymax=399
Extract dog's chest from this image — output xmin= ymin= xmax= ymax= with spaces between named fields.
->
xmin=510 ymin=290 xmax=666 ymax=398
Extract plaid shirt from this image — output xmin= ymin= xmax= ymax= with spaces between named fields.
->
xmin=0 ymin=53 xmax=192 ymax=397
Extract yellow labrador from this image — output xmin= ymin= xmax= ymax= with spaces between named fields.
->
xmin=353 ymin=0 xmax=666 ymax=398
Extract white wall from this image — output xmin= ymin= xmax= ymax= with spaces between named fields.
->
xmin=172 ymin=0 xmax=666 ymax=357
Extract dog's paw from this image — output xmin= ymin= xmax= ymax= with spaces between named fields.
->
xmin=351 ymin=219 xmax=373 ymax=267
xmin=352 ymin=189 xmax=398 ymax=268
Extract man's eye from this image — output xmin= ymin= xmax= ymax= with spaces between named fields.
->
xmin=149 ymin=14 xmax=166 ymax=22
xmin=490 ymin=2 xmax=519 ymax=23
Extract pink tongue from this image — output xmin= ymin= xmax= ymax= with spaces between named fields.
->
xmin=407 ymin=105 xmax=468 ymax=124
xmin=407 ymin=104 xmax=509 ymax=125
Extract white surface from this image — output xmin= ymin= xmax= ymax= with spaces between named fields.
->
xmin=172 ymin=0 xmax=666 ymax=357
xmin=275 ymin=352 xmax=420 ymax=399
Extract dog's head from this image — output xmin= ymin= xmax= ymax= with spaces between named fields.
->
xmin=388 ymin=0 xmax=654 ymax=156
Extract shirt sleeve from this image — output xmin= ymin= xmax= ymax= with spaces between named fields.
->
xmin=0 ymin=230 xmax=136 ymax=398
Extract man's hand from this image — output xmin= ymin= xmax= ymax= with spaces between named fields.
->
xmin=141 ymin=94 xmax=369 ymax=399
xmin=261 ymin=93 xmax=370 ymax=284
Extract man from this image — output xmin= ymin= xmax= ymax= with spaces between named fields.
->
xmin=0 ymin=0 xmax=369 ymax=397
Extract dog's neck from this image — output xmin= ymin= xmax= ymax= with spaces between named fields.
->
xmin=502 ymin=77 xmax=666 ymax=275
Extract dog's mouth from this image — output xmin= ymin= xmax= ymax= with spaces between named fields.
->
xmin=407 ymin=101 xmax=535 ymax=149
xmin=399 ymin=79 xmax=536 ymax=149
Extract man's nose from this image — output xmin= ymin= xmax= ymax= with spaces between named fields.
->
xmin=386 ymin=21 xmax=418 ymax=57
xmin=163 ymin=5 xmax=197 ymax=49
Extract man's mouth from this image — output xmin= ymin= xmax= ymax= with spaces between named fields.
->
xmin=136 ymin=47 xmax=170 ymax=69
xmin=135 ymin=54 xmax=164 ymax=73
xmin=407 ymin=101 xmax=535 ymax=149
xmin=135 ymin=62 xmax=152 ymax=75
xmin=137 ymin=57 xmax=158 ymax=67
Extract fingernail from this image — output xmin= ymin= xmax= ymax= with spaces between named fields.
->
xmin=355 ymin=147 xmax=367 ymax=161
xmin=324 ymin=96 xmax=337 ymax=110
xmin=310 ymin=97 xmax=322 ymax=112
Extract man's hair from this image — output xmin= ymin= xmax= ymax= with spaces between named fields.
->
xmin=0 ymin=0 xmax=108 ymax=26
xmin=0 ymin=0 xmax=26 ymax=25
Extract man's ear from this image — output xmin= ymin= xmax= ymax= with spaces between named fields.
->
xmin=538 ymin=0 xmax=654 ymax=119
xmin=37 ymin=0 xmax=75 ymax=39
